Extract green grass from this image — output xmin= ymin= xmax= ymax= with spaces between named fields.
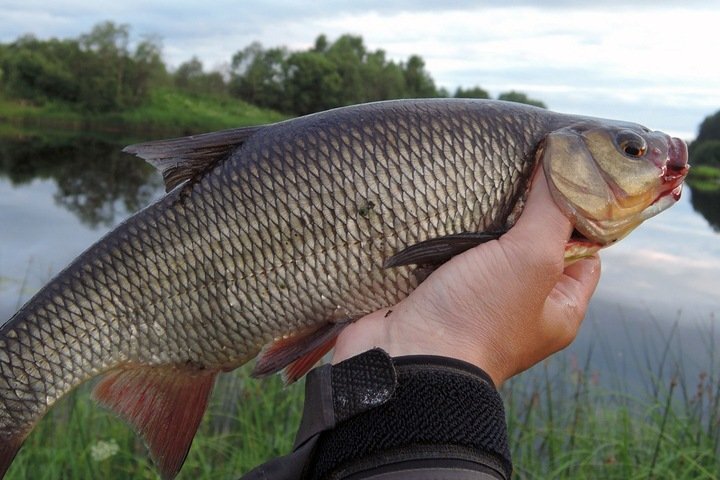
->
xmin=5 ymin=344 xmax=719 ymax=480
xmin=108 ymin=89 xmax=287 ymax=133
xmin=0 ymin=89 xmax=286 ymax=136
xmin=504 ymin=362 xmax=720 ymax=478
xmin=7 ymin=366 xmax=304 ymax=480
xmin=688 ymin=165 xmax=720 ymax=192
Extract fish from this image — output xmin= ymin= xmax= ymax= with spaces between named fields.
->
xmin=0 ymin=99 xmax=688 ymax=479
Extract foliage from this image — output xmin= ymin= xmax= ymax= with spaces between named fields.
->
xmin=174 ymin=58 xmax=226 ymax=98
xmin=694 ymin=110 xmax=720 ymax=146
xmin=0 ymin=21 xmax=551 ymax=122
xmin=0 ymin=22 xmax=167 ymax=112
xmin=228 ymin=42 xmax=289 ymax=111
xmin=690 ymin=140 xmax=720 ymax=167
xmin=498 ymin=90 xmax=546 ymax=108
xmin=454 ymin=85 xmax=490 ymax=99
xmin=228 ymin=35 xmax=439 ymax=115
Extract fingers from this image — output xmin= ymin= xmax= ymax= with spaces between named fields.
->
xmin=543 ymin=255 xmax=602 ymax=348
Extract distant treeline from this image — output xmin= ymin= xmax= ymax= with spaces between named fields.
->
xmin=0 ymin=21 xmax=545 ymax=117
xmin=0 ymin=22 xmax=165 ymax=112
xmin=691 ymin=110 xmax=720 ymax=167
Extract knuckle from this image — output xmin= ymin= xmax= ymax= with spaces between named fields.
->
xmin=556 ymin=303 xmax=585 ymax=346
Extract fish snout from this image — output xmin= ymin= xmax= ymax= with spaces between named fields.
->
xmin=661 ymin=136 xmax=689 ymax=202
xmin=667 ymin=137 xmax=689 ymax=174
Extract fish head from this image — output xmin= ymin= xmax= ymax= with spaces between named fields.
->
xmin=542 ymin=120 xmax=689 ymax=248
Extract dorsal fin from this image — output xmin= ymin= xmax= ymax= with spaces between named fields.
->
xmin=123 ymin=125 xmax=265 ymax=192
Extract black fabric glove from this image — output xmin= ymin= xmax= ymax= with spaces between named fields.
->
xmin=239 ymin=348 xmax=511 ymax=480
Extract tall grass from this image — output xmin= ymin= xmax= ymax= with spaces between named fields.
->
xmin=6 ymin=323 xmax=719 ymax=480
xmin=503 ymin=318 xmax=720 ymax=480
xmin=8 ymin=367 xmax=305 ymax=479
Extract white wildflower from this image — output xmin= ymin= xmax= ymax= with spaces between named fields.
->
xmin=90 ymin=439 xmax=120 ymax=462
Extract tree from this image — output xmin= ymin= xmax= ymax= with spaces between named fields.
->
xmin=285 ymin=51 xmax=341 ymax=114
xmin=79 ymin=21 xmax=129 ymax=56
xmin=402 ymin=55 xmax=438 ymax=98
xmin=454 ymin=86 xmax=489 ymax=99
xmin=175 ymin=57 xmax=204 ymax=90
xmin=0 ymin=22 xmax=167 ymax=111
xmin=694 ymin=110 xmax=720 ymax=146
xmin=227 ymin=34 xmax=443 ymax=114
xmin=313 ymin=34 xmax=329 ymax=53
xmin=229 ymin=42 xmax=288 ymax=110
xmin=1 ymin=35 xmax=81 ymax=104
xmin=325 ymin=34 xmax=368 ymax=105
xmin=362 ymin=49 xmax=405 ymax=102
xmin=497 ymin=90 xmax=546 ymax=108
xmin=691 ymin=140 xmax=720 ymax=167
xmin=79 ymin=21 xmax=131 ymax=107
xmin=130 ymin=35 xmax=167 ymax=99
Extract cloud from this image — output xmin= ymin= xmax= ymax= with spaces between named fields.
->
xmin=1 ymin=2 xmax=718 ymax=137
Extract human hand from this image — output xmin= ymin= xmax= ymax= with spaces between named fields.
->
xmin=332 ymin=169 xmax=602 ymax=387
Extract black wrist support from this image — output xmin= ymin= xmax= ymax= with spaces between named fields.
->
xmin=305 ymin=350 xmax=511 ymax=479
xmin=238 ymin=348 xmax=511 ymax=480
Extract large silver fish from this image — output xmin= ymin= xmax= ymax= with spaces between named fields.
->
xmin=0 ymin=99 xmax=688 ymax=479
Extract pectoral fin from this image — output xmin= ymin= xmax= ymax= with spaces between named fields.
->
xmin=384 ymin=231 xmax=504 ymax=268
xmin=92 ymin=364 xmax=218 ymax=480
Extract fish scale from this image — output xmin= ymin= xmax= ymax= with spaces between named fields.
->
xmin=0 ymin=99 xmax=688 ymax=479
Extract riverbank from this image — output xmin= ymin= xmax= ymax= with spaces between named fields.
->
xmin=0 ymin=89 xmax=286 ymax=136
xmin=688 ymin=164 xmax=720 ymax=192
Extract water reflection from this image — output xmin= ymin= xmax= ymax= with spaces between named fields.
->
xmin=2 ymin=130 xmax=719 ymax=235
xmin=689 ymin=186 xmax=720 ymax=232
xmin=0 ymin=132 xmax=162 ymax=227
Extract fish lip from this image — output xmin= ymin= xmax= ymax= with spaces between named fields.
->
xmin=667 ymin=136 xmax=689 ymax=172
xmin=654 ymin=136 xmax=689 ymax=204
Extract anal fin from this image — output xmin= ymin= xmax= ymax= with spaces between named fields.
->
xmin=252 ymin=321 xmax=348 ymax=382
xmin=92 ymin=364 xmax=218 ymax=480
xmin=282 ymin=335 xmax=338 ymax=384
xmin=0 ymin=433 xmax=25 ymax=479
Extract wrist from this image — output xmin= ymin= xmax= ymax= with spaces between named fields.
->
xmin=331 ymin=305 xmax=506 ymax=386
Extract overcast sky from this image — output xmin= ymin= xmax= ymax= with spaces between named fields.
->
xmin=2 ymin=1 xmax=719 ymax=139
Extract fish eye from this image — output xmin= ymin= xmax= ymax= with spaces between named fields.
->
xmin=616 ymin=131 xmax=647 ymax=159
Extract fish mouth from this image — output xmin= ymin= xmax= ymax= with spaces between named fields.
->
xmin=657 ymin=136 xmax=689 ymax=202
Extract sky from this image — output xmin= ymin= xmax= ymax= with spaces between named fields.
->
xmin=2 ymin=1 xmax=719 ymax=140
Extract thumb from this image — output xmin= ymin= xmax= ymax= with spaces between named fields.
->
xmin=499 ymin=168 xmax=574 ymax=293
xmin=504 ymin=168 xmax=573 ymax=256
